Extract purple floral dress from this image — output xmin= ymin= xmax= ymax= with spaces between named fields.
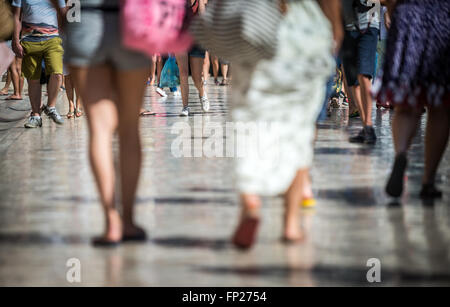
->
xmin=375 ymin=0 xmax=450 ymax=108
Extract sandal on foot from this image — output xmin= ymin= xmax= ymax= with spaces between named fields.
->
xmin=420 ymin=184 xmax=442 ymax=199
xmin=386 ymin=153 xmax=408 ymax=198
xmin=75 ymin=109 xmax=83 ymax=117
xmin=66 ymin=111 xmax=74 ymax=119
xmin=5 ymin=96 xmax=23 ymax=101
xmin=220 ymin=79 xmax=229 ymax=86
xmin=232 ymin=216 xmax=260 ymax=250
xmin=91 ymin=237 xmax=120 ymax=248
xmin=140 ymin=110 xmax=156 ymax=116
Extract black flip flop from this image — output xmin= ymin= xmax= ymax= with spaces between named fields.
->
xmin=122 ymin=230 xmax=148 ymax=243
xmin=91 ymin=237 xmax=120 ymax=248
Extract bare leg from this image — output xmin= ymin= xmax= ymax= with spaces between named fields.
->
xmin=350 ymin=85 xmax=366 ymax=123
xmin=156 ymin=55 xmax=163 ymax=86
xmin=70 ymin=65 xmax=121 ymax=243
xmin=149 ymin=55 xmax=156 ymax=85
xmin=212 ymin=55 xmax=219 ymax=83
xmin=190 ymin=56 xmax=205 ymax=97
xmin=283 ymin=169 xmax=307 ymax=242
xmin=423 ymin=106 xmax=450 ymax=185
xmin=392 ymin=106 xmax=422 ymax=154
xmin=47 ymin=74 xmax=62 ymax=108
xmin=221 ymin=63 xmax=229 ymax=84
xmin=27 ymin=79 xmax=42 ymax=115
xmin=357 ymin=74 xmax=373 ymax=126
xmin=11 ymin=57 xmax=23 ymax=99
xmin=385 ymin=105 xmax=422 ymax=197
xmin=1 ymin=68 xmax=12 ymax=95
xmin=114 ymin=68 xmax=148 ymax=236
xmin=176 ymin=53 xmax=189 ymax=108
xmin=16 ymin=58 xmax=24 ymax=97
xmin=203 ymin=51 xmax=210 ymax=83
xmin=65 ymin=75 xmax=75 ymax=116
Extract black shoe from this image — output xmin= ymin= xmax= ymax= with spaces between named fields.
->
xmin=364 ymin=126 xmax=377 ymax=145
xmin=349 ymin=128 xmax=365 ymax=143
xmin=385 ymin=153 xmax=408 ymax=198
xmin=420 ymin=184 xmax=442 ymax=199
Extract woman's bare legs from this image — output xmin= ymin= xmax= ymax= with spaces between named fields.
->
xmin=283 ymin=169 xmax=307 ymax=241
xmin=220 ymin=63 xmax=229 ymax=84
xmin=190 ymin=56 xmax=205 ymax=98
xmin=423 ymin=105 xmax=450 ymax=186
xmin=70 ymin=65 xmax=121 ymax=242
xmin=65 ymin=75 xmax=75 ymax=117
xmin=203 ymin=51 xmax=210 ymax=83
xmin=233 ymin=168 xmax=307 ymax=249
xmin=149 ymin=55 xmax=157 ymax=85
xmin=176 ymin=53 xmax=189 ymax=108
xmin=212 ymin=55 xmax=220 ymax=84
xmin=176 ymin=54 xmax=206 ymax=109
xmin=2 ymin=58 xmax=24 ymax=99
xmin=155 ymin=55 xmax=163 ymax=86
xmin=386 ymin=105 xmax=423 ymax=197
xmin=114 ymin=68 xmax=148 ymax=236
xmin=392 ymin=106 xmax=422 ymax=154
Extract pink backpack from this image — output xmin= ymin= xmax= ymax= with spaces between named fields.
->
xmin=121 ymin=0 xmax=193 ymax=56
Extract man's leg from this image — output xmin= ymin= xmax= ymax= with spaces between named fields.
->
xmin=42 ymin=38 xmax=64 ymax=124
xmin=358 ymin=74 xmax=373 ymax=126
xmin=46 ymin=73 xmax=62 ymax=108
xmin=350 ymin=84 xmax=366 ymax=123
xmin=28 ymin=79 xmax=42 ymax=115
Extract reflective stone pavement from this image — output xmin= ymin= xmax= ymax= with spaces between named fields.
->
xmin=0 ymin=80 xmax=449 ymax=286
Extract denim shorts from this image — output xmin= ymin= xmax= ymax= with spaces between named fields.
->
xmin=341 ymin=27 xmax=378 ymax=86
xmin=63 ymin=11 xmax=150 ymax=70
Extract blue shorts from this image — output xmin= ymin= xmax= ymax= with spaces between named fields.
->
xmin=341 ymin=27 xmax=378 ymax=86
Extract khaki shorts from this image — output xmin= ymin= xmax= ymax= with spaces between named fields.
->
xmin=21 ymin=37 xmax=64 ymax=80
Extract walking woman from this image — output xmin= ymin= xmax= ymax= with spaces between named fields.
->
xmin=231 ymin=0 xmax=342 ymax=249
xmin=176 ymin=0 xmax=210 ymax=116
xmin=379 ymin=0 xmax=450 ymax=199
xmin=53 ymin=0 xmax=150 ymax=246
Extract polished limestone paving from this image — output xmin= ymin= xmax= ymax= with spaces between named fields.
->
xmin=0 ymin=80 xmax=449 ymax=286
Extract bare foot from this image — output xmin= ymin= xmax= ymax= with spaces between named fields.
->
xmin=282 ymin=213 xmax=304 ymax=243
xmin=5 ymin=95 xmax=22 ymax=100
xmin=92 ymin=209 xmax=122 ymax=247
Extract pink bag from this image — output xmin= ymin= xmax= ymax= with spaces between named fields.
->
xmin=121 ymin=0 xmax=193 ymax=56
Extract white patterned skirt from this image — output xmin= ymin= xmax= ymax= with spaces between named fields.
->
xmin=231 ymin=1 xmax=334 ymax=196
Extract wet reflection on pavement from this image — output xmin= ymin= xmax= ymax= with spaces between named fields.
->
xmin=0 ymin=82 xmax=449 ymax=286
